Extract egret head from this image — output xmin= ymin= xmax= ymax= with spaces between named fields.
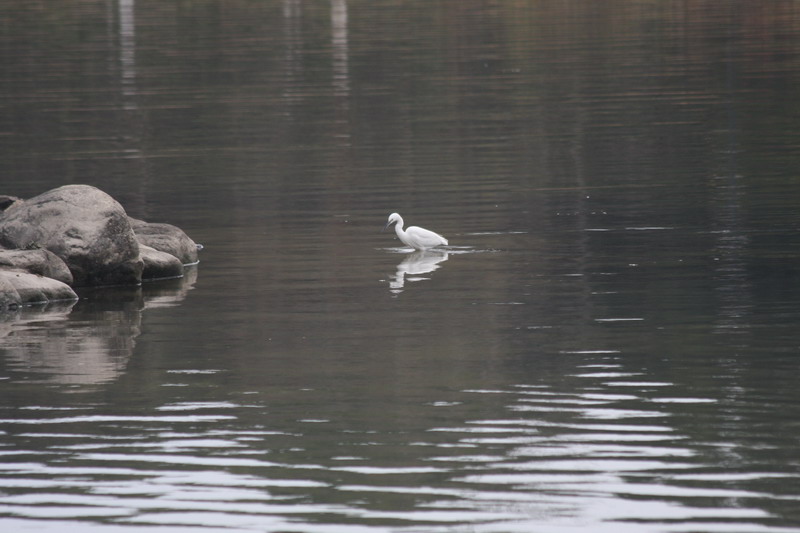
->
xmin=383 ymin=212 xmax=401 ymax=231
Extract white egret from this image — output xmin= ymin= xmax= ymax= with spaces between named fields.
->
xmin=383 ymin=212 xmax=448 ymax=251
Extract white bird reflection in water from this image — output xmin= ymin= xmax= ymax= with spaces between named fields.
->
xmin=389 ymin=250 xmax=449 ymax=294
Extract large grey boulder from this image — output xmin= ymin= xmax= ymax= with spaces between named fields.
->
xmin=0 ymin=185 xmax=143 ymax=286
xmin=0 ymin=185 xmax=201 ymax=313
xmin=129 ymin=218 xmax=199 ymax=265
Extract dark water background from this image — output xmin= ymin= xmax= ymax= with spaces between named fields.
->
xmin=2 ymin=1 xmax=800 ymax=531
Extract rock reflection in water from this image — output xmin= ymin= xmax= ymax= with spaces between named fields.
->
xmin=389 ymin=250 xmax=449 ymax=294
xmin=0 ymin=268 xmax=197 ymax=387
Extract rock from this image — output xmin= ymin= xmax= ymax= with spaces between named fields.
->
xmin=0 ymin=248 xmax=73 ymax=285
xmin=0 ymin=273 xmax=22 ymax=310
xmin=0 ymin=185 xmax=143 ymax=286
xmin=0 ymin=184 xmax=201 ymax=310
xmin=139 ymin=244 xmax=184 ymax=280
xmin=129 ymin=218 xmax=199 ymax=265
xmin=0 ymin=270 xmax=77 ymax=305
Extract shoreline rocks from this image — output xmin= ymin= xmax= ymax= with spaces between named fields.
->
xmin=0 ymin=185 xmax=201 ymax=311
xmin=129 ymin=217 xmax=199 ymax=266
xmin=0 ymin=270 xmax=80 ymax=307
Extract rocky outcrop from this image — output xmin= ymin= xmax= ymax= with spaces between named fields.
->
xmin=0 ymin=185 xmax=142 ymax=287
xmin=0 ymin=184 xmax=201 ymax=311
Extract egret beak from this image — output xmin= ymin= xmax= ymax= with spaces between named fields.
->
xmin=382 ymin=221 xmax=391 ymax=232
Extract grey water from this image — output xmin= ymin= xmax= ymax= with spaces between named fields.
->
xmin=2 ymin=1 xmax=800 ymax=531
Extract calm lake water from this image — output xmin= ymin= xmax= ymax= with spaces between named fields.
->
xmin=2 ymin=1 xmax=800 ymax=532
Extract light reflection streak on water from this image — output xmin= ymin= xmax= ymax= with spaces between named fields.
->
xmin=0 ymin=383 xmax=786 ymax=532
xmin=419 ymin=385 xmax=779 ymax=532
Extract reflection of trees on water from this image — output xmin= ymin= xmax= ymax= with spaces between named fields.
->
xmin=118 ymin=0 xmax=137 ymax=110
xmin=331 ymin=0 xmax=349 ymax=98
xmin=0 ymin=268 xmax=197 ymax=388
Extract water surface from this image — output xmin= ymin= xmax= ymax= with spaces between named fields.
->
xmin=2 ymin=1 xmax=800 ymax=532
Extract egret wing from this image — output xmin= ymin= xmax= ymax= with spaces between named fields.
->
xmin=407 ymin=226 xmax=447 ymax=250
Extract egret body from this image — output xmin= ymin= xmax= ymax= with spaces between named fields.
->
xmin=384 ymin=212 xmax=448 ymax=251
